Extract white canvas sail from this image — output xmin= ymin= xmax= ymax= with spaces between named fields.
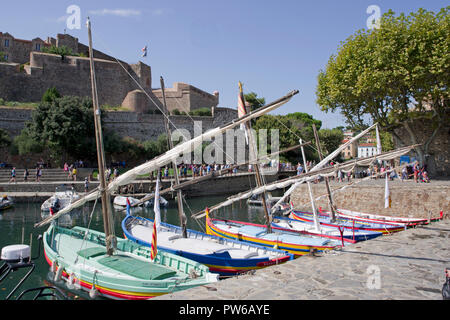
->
xmin=192 ymin=144 xmax=417 ymax=219
xmin=376 ymin=124 xmax=382 ymax=155
xmin=310 ymin=123 xmax=378 ymax=172
xmin=35 ymin=90 xmax=298 ymax=228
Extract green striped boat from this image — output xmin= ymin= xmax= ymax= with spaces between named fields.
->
xmin=43 ymin=224 xmax=218 ymax=300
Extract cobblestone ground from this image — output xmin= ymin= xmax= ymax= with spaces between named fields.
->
xmin=155 ymin=218 xmax=450 ymax=300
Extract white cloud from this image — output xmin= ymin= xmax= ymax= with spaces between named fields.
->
xmin=88 ymin=9 xmax=141 ymax=17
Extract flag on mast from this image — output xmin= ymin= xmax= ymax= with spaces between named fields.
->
xmin=142 ymin=45 xmax=148 ymax=57
xmin=238 ymin=81 xmax=249 ymax=144
xmin=126 ymin=197 xmax=131 ymax=216
xmin=151 ymin=176 xmax=161 ymax=260
xmin=384 ymin=174 xmax=391 ymax=208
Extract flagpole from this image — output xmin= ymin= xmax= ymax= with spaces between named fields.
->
xmin=239 ymin=81 xmax=272 ymax=233
xmin=160 ymin=76 xmax=187 ymax=238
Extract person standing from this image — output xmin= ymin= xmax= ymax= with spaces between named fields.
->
xmin=413 ymin=161 xmax=420 ymax=183
xmin=84 ymin=177 xmax=89 ymax=193
xmin=36 ymin=167 xmax=42 ymax=182
xmin=23 ymin=168 xmax=29 ymax=182
xmin=72 ymin=167 xmax=77 ymax=181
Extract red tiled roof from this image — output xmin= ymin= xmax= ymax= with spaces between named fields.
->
xmin=359 ymin=143 xmax=376 ymax=147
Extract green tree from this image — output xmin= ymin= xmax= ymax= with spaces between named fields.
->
xmin=244 ymin=92 xmax=265 ymax=112
xmin=12 ymin=129 xmax=44 ymax=155
xmin=0 ymin=52 xmax=7 ymax=62
xmin=42 ymin=87 xmax=61 ymax=103
xmin=24 ymin=95 xmax=97 ymax=162
xmin=41 ymin=45 xmax=77 ymax=58
xmin=316 ymin=7 xmax=449 ymax=165
xmin=0 ymin=128 xmax=11 ymax=148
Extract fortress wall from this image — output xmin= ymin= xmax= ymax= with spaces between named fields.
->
xmin=0 ymin=52 xmax=148 ymax=107
xmin=0 ymin=107 xmax=237 ymax=142
xmin=153 ymin=82 xmax=219 ymax=113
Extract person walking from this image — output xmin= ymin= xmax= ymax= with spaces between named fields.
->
xmin=84 ymin=177 xmax=89 ymax=193
xmin=9 ymin=167 xmax=16 ymax=183
xmin=23 ymin=168 xmax=29 ymax=182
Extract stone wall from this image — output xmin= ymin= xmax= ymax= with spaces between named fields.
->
xmin=290 ymin=181 xmax=450 ymax=219
xmin=153 ymin=82 xmax=219 ymax=113
xmin=0 ymin=52 xmax=149 ymax=107
xmin=0 ymin=106 xmax=237 ymax=142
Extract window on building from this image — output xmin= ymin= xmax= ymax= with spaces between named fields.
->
xmin=35 ymin=43 xmax=41 ymax=51
xmin=4 ymin=39 xmax=9 ymax=47
xmin=4 ymin=54 xmax=8 ymax=61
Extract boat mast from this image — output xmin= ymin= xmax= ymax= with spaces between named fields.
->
xmin=312 ymin=124 xmax=337 ymax=223
xmin=86 ymin=18 xmax=116 ymax=255
xmin=159 ymin=76 xmax=187 ymax=238
xmin=239 ymin=82 xmax=272 ymax=233
xmin=299 ymin=138 xmax=321 ymax=232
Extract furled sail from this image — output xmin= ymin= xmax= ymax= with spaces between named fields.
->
xmin=34 ymin=90 xmax=299 ymax=228
xmin=192 ymin=144 xmax=418 ymax=219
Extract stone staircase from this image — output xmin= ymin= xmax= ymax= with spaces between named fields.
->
xmin=0 ymin=168 xmax=87 ymax=183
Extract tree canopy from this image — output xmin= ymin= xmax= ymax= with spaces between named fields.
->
xmin=316 ymin=7 xmax=449 ymax=164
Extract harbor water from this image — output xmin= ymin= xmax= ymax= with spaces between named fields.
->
xmin=0 ymin=194 xmax=273 ymax=300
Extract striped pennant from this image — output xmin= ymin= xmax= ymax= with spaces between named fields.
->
xmin=150 ymin=221 xmax=157 ymax=260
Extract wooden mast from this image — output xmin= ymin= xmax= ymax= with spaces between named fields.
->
xmin=239 ymin=81 xmax=272 ymax=233
xmin=160 ymin=76 xmax=187 ymax=238
xmin=299 ymin=138 xmax=321 ymax=232
xmin=87 ymin=17 xmax=116 ymax=255
xmin=312 ymin=124 xmax=337 ymax=223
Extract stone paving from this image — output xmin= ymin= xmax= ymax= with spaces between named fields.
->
xmin=155 ymin=218 xmax=450 ymax=300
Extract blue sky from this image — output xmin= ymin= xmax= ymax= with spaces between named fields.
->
xmin=1 ymin=0 xmax=447 ymax=128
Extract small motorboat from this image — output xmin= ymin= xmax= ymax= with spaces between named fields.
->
xmin=0 ymin=195 xmax=13 ymax=211
xmin=113 ymin=195 xmax=141 ymax=207
xmin=142 ymin=193 xmax=169 ymax=208
xmin=41 ymin=185 xmax=80 ymax=213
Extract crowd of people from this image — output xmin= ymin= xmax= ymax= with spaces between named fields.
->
xmin=292 ymin=159 xmax=431 ymax=184
xmin=8 ymin=166 xmax=42 ymax=183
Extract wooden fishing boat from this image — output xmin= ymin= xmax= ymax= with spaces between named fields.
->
xmin=206 ymin=215 xmax=342 ymax=257
xmin=123 ymin=214 xmax=293 ymax=276
xmin=43 ymin=224 xmax=218 ymax=300
xmin=271 ymin=215 xmax=382 ymax=242
xmin=36 ymin=18 xmax=223 ymax=300
xmin=290 ymin=210 xmax=406 ymax=234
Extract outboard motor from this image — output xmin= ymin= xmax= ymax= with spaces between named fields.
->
xmin=51 ymin=198 xmax=60 ymax=213
xmin=0 ymin=235 xmax=67 ymax=300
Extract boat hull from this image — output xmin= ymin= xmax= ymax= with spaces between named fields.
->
xmin=43 ymin=224 xmax=218 ymax=300
xmin=290 ymin=210 xmax=406 ymax=234
xmin=271 ymin=216 xmax=382 ymax=242
xmin=206 ymin=217 xmax=342 ymax=257
xmin=122 ymin=215 xmax=293 ymax=276
xmin=334 ymin=208 xmax=438 ymax=227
